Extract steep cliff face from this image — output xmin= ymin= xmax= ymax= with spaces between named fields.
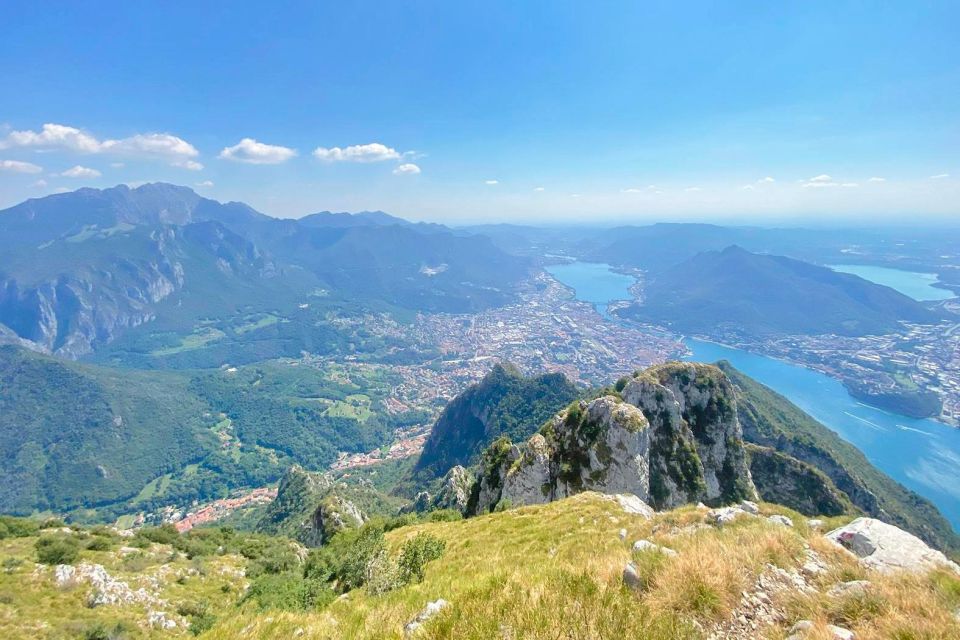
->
xmin=623 ymin=363 xmax=756 ymax=508
xmin=469 ymin=363 xmax=758 ymax=514
xmin=0 ymin=222 xmax=268 ymax=358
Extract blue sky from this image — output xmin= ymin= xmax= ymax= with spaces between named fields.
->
xmin=0 ymin=1 xmax=957 ymax=223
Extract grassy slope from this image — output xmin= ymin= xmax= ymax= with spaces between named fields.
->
xmin=719 ymin=361 xmax=960 ymax=555
xmin=202 ymin=492 xmax=960 ymax=640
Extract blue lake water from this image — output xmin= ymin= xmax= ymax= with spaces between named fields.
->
xmin=547 ymin=260 xmax=960 ymax=530
xmin=545 ymin=262 xmax=635 ymax=319
xmin=684 ymin=338 xmax=960 ymax=531
xmin=829 ymin=264 xmax=955 ymax=301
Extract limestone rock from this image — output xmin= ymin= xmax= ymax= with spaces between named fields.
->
xmin=623 ymin=363 xmax=756 ymax=509
xmin=433 ymin=465 xmax=474 ymax=513
xmin=826 ymin=517 xmax=960 ymax=574
xmin=827 ymin=580 xmax=871 ymax=598
xmin=472 ymin=396 xmax=650 ymax=513
xmin=611 ymin=493 xmax=655 ymax=517
xmin=632 ymin=539 xmax=678 ymax=557
xmin=768 ymin=514 xmax=794 ymax=527
xmin=404 ymin=599 xmax=449 ymax=637
xmin=622 ymin=562 xmax=641 ymax=590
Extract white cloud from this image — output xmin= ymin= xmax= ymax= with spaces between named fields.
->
xmin=110 ymin=162 xmax=125 ymax=168
xmin=740 ymin=184 xmax=756 ymax=191
xmin=840 ymin=182 xmax=859 ymax=188
xmin=533 ymin=186 xmax=545 ymax=192
xmin=100 ymin=132 xmax=198 ymax=160
xmin=195 ymin=180 xmax=214 ymax=188
xmin=485 ymin=179 xmax=499 ymax=185
xmin=173 ymin=159 xmax=204 ymax=171
xmin=31 ymin=179 xmax=47 ymax=188
xmin=802 ymin=174 xmax=841 ymax=188
xmin=219 ymin=138 xmax=297 ymax=165
xmin=570 ymin=193 xmax=581 ymax=198
xmin=684 ymin=186 xmax=702 ymax=192
xmin=621 ymin=188 xmax=642 ymax=193
xmin=1 ymin=123 xmax=101 ymax=153
xmin=392 ymin=163 xmax=421 ymax=175
xmin=867 ymin=176 xmax=886 ymax=182
xmin=312 ymin=142 xmax=401 ymax=163
xmin=0 ymin=159 xmax=43 ymax=173
xmin=0 ymin=124 xmax=199 ymax=167
xmin=929 ymin=173 xmax=950 ymax=180
xmin=61 ymin=165 xmax=101 ymax=178
xmin=759 ymin=176 xmax=775 ymax=183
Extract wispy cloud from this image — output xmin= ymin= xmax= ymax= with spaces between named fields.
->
xmin=219 ymin=138 xmax=297 ymax=165
xmin=61 ymin=165 xmax=101 ymax=178
xmin=684 ymin=186 xmax=702 ymax=192
xmin=313 ymin=142 xmax=401 ymax=163
xmin=392 ymin=163 xmax=421 ymax=175
xmin=0 ymin=159 xmax=43 ymax=173
xmin=929 ymin=173 xmax=950 ymax=180
xmin=195 ymin=180 xmax=214 ymax=188
xmin=533 ymin=186 xmax=545 ymax=192
xmin=485 ymin=179 xmax=499 ymax=185
xmin=867 ymin=176 xmax=886 ymax=182
xmin=621 ymin=188 xmax=642 ymax=193
xmin=173 ymin=159 xmax=204 ymax=171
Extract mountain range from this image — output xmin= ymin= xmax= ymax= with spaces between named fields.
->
xmin=0 ymin=184 xmax=530 ymax=359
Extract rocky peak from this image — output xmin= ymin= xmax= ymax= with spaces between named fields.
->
xmin=467 ymin=363 xmax=756 ymax=515
xmin=623 ymin=362 xmax=756 ymax=508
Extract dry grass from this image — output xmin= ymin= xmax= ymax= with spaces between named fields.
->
xmin=202 ymin=495 xmax=960 ymax=639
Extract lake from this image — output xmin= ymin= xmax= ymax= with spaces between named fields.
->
xmin=547 ymin=260 xmax=960 ymax=530
xmin=685 ymin=338 xmax=960 ymax=530
xmin=545 ymin=262 xmax=635 ymax=319
xmin=829 ymin=264 xmax=955 ymax=301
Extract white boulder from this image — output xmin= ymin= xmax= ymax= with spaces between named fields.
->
xmin=826 ymin=517 xmax=960 ymax=575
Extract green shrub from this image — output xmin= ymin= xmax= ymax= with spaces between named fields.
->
xmin=0 ymin=515 xmax=40 ymax=539
xmin=35 ymin=534 xmax=80 ymax=565
xmin=78 ymin=621 xmax=134 ymax=640
xmin=2 ymin=557 xmax=23 ymax=574
xmin=135 ymin=524 xmax=179 ymax=546
xmin=243 ymin=573 xmax=335 ymax=612
xmin=177 ymin=600 xmax=217 ymax=636
xmin=335 ymin=527 xmax=387 ymax=592
xmin=397 ymin=533 xmax=445 ymax=584
xmin=84 ymin=535 xmax=113 ymax=552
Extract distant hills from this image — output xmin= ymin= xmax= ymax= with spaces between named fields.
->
xmin=0 ymin=344 xmax=413 ymax=519
xmin=0 ymin=184 xmax=530 ymax=358
xmin=618 ymin=245 xmax=942 ymax=337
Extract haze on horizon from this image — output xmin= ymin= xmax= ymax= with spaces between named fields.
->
xmin=0 ymin=2 xmax=957 ymax=225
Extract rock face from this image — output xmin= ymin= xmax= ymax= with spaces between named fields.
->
xmin=622 ymin=363 xmax=756 ymax=509
xmin=470 ymin=396 xmax=650 ymax=514
xmin=468 ymin=363 xmax=757 ymax=515
xmin=826 ymin=517 xmax=960 ymax=574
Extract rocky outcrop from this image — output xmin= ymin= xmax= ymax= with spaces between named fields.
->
xmin=622 ymin=363 xmax=756 ymax=508
xmin=468 ymin=363 xmax=757 ymax=515
xmin=746 ymin=444 xmax=852 ymax=517
xmin=470 ymin=396 xmax=650 ymax=514
xmin=256 ymin=466 xmax=365 ymax=547
xmin=826 ymin=517 xmax=960 ymax=574
xmin=403 ymin=466 xmax=475 ymax=514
